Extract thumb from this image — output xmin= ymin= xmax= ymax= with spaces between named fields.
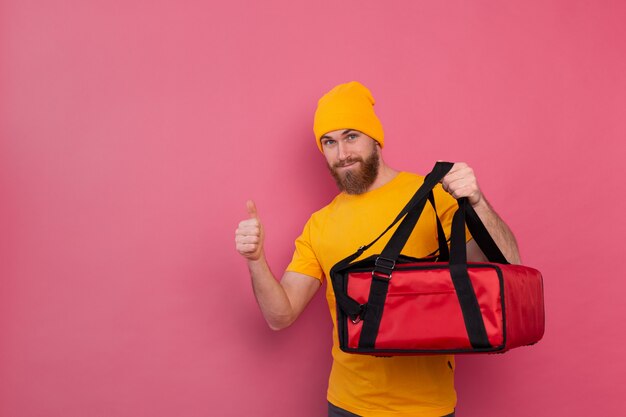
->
xmin=246 ymin=200 xmax=259 ymax=219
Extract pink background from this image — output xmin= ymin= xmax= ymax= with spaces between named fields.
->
xmin=1 ymin=1 xmax=625 ymax=416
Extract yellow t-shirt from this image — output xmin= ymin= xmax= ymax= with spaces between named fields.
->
xmin=286 ymin=172 xmax=461 ymax=417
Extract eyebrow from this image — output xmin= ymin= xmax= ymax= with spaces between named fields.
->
xmin=320 ymin=129 xmax=355 ymax=141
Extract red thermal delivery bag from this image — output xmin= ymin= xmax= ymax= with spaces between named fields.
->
xmin=330 ymin=162 xmax=545 ymax=355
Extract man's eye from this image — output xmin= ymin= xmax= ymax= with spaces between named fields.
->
xmin=347 ymin=134 xmax=358 ymax=140
xmin=323 ymin=140 xmax=336 ymax=146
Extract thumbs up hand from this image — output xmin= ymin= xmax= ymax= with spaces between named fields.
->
xmin=235 ymin=200 xmax=265 ymax=261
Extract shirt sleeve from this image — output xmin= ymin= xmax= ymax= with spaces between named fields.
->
xmin=285 ymin=217 xmax=325 ymax=282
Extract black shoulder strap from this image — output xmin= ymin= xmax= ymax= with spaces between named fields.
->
xmin=332 ymin=162 xmax=454 ymax=272
xmin=329 ymin=162 xmax=454 ymax=323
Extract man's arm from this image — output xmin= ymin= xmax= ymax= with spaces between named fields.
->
xmin=441 ymin=163 xmax=521 ymax=264
xmin=235 ymin=200 xmax=321 ymax=330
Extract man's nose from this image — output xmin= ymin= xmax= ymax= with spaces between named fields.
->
xmin=337 ymin=142 xmax=350 ymax=160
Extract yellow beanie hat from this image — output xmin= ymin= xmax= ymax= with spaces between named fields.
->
xmin=313 ymin=81 xmax=384 ymax=152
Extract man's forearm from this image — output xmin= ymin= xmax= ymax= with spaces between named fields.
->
xmin=247 ymin=256 xmax=295 ymax=330
xmin=472 ymin=198 xmax=521 ymax=264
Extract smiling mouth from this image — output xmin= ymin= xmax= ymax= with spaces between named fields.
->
xmin=335 ymin=160 xmax=360 ymax=169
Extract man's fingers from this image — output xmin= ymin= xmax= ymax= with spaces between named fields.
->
xmin=246 ymin=200 xmax=259 ymax=219
xmin=444 ymin=163 xmax=469 ymax=178
xmin=441 ymin=163 xmax=472 ymax=186
xmin=236 ymin=242 xmax=257 ymax=253
xmin=236 ymin=234 xmax=260 ymax=244
xmin=236 ymin=221 xmax=260 ymax=233
xmin=439 ymin=162 xmax=483 ymax=206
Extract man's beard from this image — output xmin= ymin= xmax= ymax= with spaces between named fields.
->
xmin=327 ymin=147 xmax=380 ymax=195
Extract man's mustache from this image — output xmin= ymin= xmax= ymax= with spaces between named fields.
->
xmin=333 ymin=157 xmax=363 ymax=168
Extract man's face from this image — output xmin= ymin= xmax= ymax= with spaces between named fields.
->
xmin=320 ymin=129 xmax=380 ymax=195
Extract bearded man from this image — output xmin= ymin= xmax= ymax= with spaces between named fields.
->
xmin=235 ymin=81 xmax=520 ymax=417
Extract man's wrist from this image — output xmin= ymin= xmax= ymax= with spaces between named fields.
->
xmin=470 ymin=194 xmax=489 ymax=211
xmin=247 ymin=252 xmax=267 ymax=267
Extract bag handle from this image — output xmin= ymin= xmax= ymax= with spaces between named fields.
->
xmin=450 ymin=197 xmax=508 ymax=265
xmin=375 ymin=164 xmax=510 ymax=274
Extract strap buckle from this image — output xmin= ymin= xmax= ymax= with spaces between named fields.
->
xmin=372 ymin=256 xmax=395 ymax=281
xmin=350 ymin=304 xmax=366 ymax=324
